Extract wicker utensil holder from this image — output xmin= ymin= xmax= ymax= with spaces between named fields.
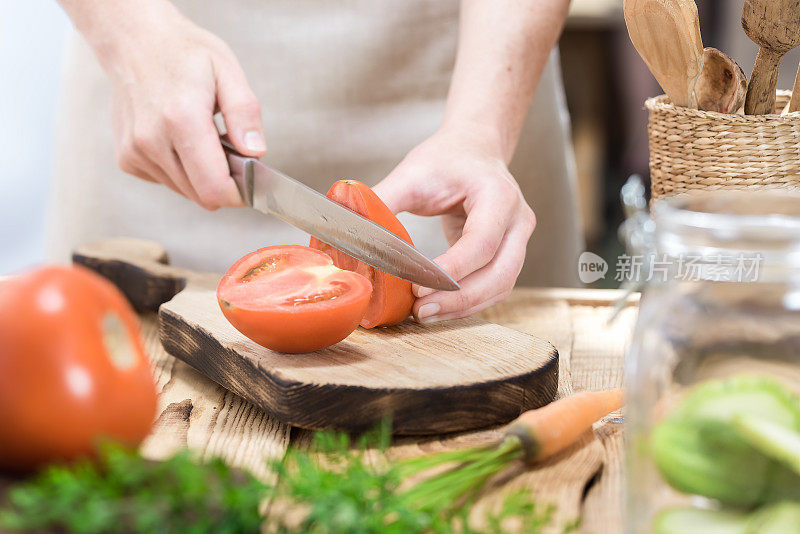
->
xmin=646 ymin=91 xmax=800 ymax=200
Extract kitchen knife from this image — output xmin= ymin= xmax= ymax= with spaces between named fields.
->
xmin=221 ymin=141 xmax=459 ymax=291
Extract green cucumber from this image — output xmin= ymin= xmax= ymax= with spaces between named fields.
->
xmin=653 ymin=507 xmax=749 ymax=534
xmin=653 ymin=419 xmax=776 ymax=506
xmin=748 ymin=502 xmax=800 ymax=534
xmin=653 ymin=503 xmax=800 ymax=534
xmin=669 ymin=376 xmax=800 ymax=430
xmin=652 ymin=376 xmax=800 ymax=507
xmin=734 ymin=416 xmax=800 ymax=477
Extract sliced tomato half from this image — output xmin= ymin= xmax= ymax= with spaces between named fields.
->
xmin=310 ymin=180 xmax=415 ymax=328
xmin=217 ymin=245 xmax=372 ymax=353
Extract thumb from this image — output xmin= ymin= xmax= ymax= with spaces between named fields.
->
xmin=372 ymin=170 xmax=425 ymax=215
xmin=216 ymin=61 xmax=267 ymax=157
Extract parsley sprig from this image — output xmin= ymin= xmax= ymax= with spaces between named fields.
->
xmin=1 ymin=423 xmax=565 ymax=533
xmin=0 ymin=445 xmax=265 ymax=534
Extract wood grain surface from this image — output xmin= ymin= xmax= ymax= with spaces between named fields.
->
xmin=75 ymin=238 xmax=560 ymax=435
xmin=788 ymin=62 xmax=800 ymax=113
xmin=623 ymin=0 xmax=703 ymax=108
xmin=138 ymin=315 xmax=290 ymax=481
xmin=481 ymin=289 xmax=635 ymax=532
xmin=292 ymin=288 xmax=636 ymax=532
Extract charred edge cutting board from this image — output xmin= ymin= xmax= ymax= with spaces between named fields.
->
xmin=73 ymin=238 xmax=558 ymax=435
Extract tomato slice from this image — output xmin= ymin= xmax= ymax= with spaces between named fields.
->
xmin=0 ymin=265 xmax=158 ymax=473
xmin=310 ymin=180 xmax=415 ymax=328
xmin=217 ymin=245 xmax=372 ymax=353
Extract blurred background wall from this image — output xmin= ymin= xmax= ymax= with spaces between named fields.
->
xmin=2 ymin=0 xmax=797 ymax=282
xmin=0 ymin=1 xmax=69 ymax=274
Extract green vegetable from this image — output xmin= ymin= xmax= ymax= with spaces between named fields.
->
xmin=1 ymin=423 xmax=565 ymax=534
xmin=0 ymin=444 xmax=266 ymax=534
xmin=734 ymin=416 xmax=800 ymax=477
xmin=653 ymin=419 xmax=769 ymax=506
xmin=269 ymin=427 xmax=437 ymax=533
xmin=667 ymin=376 xmax=800 ymax=429
xmin=398 ymin=435 xmax=525 ymax=516
xmin=653 ymin=507 xmax=750 ymax=534
xmin=270 ymin=422 xmax=560 ymax=533
xmin=652 ymin=376 xmax=800 ymax=507
xmin=748 ymin=502 xmax=800 ymax=534
xmin=654 ymin=503 xmax=800 ymax=534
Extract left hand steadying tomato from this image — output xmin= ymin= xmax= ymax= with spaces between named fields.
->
xmin=0 ymin=266 xmax=158 ymax=473
xmin=373 ymin=128 xmax=536 ymax=323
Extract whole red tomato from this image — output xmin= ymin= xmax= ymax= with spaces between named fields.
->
xmin=217 ymin=245 xmax=372 ymax=353
xmin=0 ymin=265 xmax=158 ymax=473
xmin=310 ymin=180 xmax=415 ymax=328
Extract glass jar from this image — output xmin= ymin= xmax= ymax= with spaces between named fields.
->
xmin=624 ymin=190 xmax=800 ymax=533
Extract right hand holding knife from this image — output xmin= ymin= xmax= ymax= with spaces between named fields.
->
xmin=64 ymin=0 xmax=267 ymax=209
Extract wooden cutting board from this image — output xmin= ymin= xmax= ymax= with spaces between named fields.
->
xmin=73 ymin=238 xmax=558 ymax=435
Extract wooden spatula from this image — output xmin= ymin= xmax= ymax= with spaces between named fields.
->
xmin=742 ymin=0 xmax=800 ymax=115
xmin=786 ymin=62 xmax=800 ymax=114
xmin=624 ymin=0 xmax=704 ymax=108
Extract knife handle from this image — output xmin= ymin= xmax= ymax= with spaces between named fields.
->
xmin=220 ymin=139 xmax=255 ymax=206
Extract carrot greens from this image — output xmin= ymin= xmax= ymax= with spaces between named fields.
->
xmin=0 ymin=422 xmax=562 ymax=534
xmin=269 ymin=422 xmax=559 ymax=533
xmin=0 ymin=445 xmax=266 ymax=534
xmin=396 ymin=388 xmax=624 ymax=517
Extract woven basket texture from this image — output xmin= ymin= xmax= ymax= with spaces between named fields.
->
xmin=647 ymin=91 xmax=800 ymax=199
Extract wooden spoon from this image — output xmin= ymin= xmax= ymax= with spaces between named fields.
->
xmin=695 ymin=47 xmax=748 ymax=114
xmin=742 ymin=0 xmax=800 ymax=115
xmin=624 ymin=0 xmax=704 ymax=108
xmin=784 ymin=62 xmax=800 ymax=114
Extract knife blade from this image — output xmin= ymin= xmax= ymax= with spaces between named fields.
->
xmin=222 ymin=142 xmax=459 ymax=291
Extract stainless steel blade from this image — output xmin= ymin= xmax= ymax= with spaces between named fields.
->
xmin=224 ymin=145 xmax=459 ymax=291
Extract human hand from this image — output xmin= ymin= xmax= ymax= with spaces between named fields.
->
xmin=87 ymin=0 xmax=265 ymax=209
xmin=372 ymin=127 xmax=536 ymax=323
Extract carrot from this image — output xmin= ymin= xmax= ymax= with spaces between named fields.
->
xmin=399 ymin=388 xmax=625 ymax=513
xmin=506 ymin=388 xmax=626 ymax=463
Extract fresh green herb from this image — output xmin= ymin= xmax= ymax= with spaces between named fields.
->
xmin=268 ymin=422 xmax=439 ymax=533
xmin=483 ymin=489 xmax=558 ymax=534
xmin=398 ymin=437 xmax=525 ymax=516
xmin=0 ymin=444 xmax=266 ymax=534
xmin=268 ymin=420 xmax=559 ymax=533
xmin=1 ymin=422 xmax=567 ymax=534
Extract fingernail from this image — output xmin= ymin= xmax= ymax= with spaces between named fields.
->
xmin=417 ymin=303 xmax=440 ymax=323
xmin=415 ymin=287 xmax=435 ymax=298
xmin=244 ymin=131 xmax=266 ymax=152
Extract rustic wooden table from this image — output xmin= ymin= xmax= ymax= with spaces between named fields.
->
xmin=135 ymin=287 xmax=638 ymax=533
xmin=0 ymin=285 xmax=636 ymax=533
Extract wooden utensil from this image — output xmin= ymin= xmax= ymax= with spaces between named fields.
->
xmin=624 ymin=0 xmax=704 ymax=108
xmin=785 ymin=62 xmax=800 ymax=114
xmin=742 ymin=0 xmax=800 ymax=115
xmin=695 ymin=47 xmax=748 ymax=114
xmin=73 ymin=238 xmax=559 ymax=435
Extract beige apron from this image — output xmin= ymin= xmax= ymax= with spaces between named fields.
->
xmin=50 ymin=0 xmax=583 ymax=287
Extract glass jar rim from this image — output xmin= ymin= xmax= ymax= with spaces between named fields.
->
xmin=653 ymin=190 xmax=800 ymax=238
xmin=651 ymin=190 xmax=800 ymax=280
